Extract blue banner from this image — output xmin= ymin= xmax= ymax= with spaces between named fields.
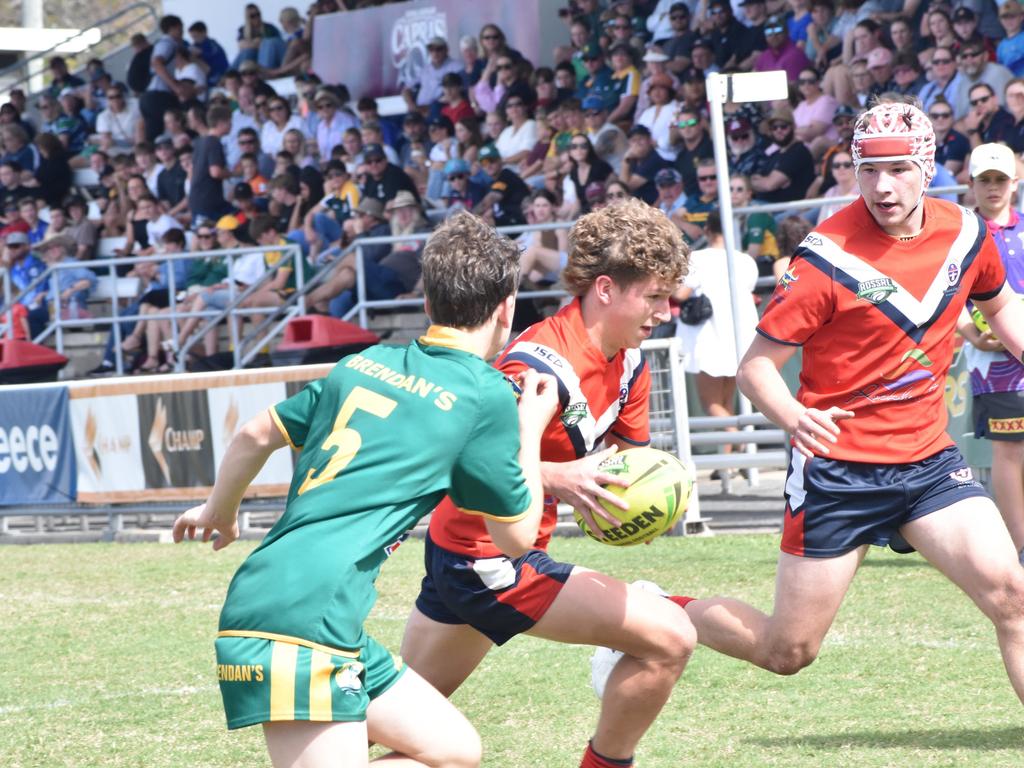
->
xmin=0 ymin=387 xmax=76 ymax=505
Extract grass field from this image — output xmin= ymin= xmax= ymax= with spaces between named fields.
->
xmin=2 ymin=534 xmax=1021 ymax=768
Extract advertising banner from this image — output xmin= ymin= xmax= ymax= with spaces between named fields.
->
xmin=70 ymin=394 xmax=146 ymax=494
xmin=0 ymin=387 xmax=76 ymax=505
xmin=208 ymin=382 xmax=294 ymax=485
xmin=311 ymin=0 xmax=554 ymax=98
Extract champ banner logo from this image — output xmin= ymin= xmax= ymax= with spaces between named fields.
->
xmin=207 ymin=383 xmax=293 ymax=485
xmin=0 ymin=387 xmax=76 ymax=504
xmin=69 ymin=394 xmax=145 ymax=493
xmin=137 ymin=391 xmax=215 ymax=488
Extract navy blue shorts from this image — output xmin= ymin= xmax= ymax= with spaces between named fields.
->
xmin=781 ymin=445 xmax=989 ymax=558
xmin=414 ymin=533 xmax=574 ymax=645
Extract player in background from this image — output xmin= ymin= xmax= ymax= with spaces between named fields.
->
xmin=400 ymin=198 xmax=696 ymax=768
xmin=612 ymin=101 xmax=1024 ymax=706
xmin=957 ymin=142 xmax=1024 ymax=564
xmin=172 ymin=211 xmax=560 ymax=768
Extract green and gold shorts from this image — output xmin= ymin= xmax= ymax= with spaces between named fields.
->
xmin=214 ymin=631 xmax=406 ymax=730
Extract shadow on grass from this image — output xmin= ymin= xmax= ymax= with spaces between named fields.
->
xmin=747 ymin=726 xmax=1024 ymax=750
xmin=859 ymin=557 xmax=927 ymax=569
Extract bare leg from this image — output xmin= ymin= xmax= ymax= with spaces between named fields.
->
xmin=308 ymin=254 xmax=357 ymax=311
xmin=685 ymin=546 xmax=866 ymax=674
xmin=526 ymin=569 xmax=695 ymax=760
xmin=263 ymin=720 xmax=370 ymax=768
xmin=990 ymin=441 xmax=1024 ymax=552
xmin=901 ymin=498 xmax=1024 ymax=704
xmin=399 ymin=607 xmax=493 ymax=697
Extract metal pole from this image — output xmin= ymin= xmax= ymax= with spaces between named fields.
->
xmin=22 ymin=0 xmax=44 ymax=95
xmin=355 ymin=244 xmax=368 ymax=329
xmin=706 ymin=73 xmax=757 ymax=483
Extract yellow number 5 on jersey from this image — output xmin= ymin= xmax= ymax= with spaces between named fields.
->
xmin=297 ymin=386 xmax=397 ymax=496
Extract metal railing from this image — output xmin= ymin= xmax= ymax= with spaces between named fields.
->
xmin=0 ymin=3 xmax=159 ymax=101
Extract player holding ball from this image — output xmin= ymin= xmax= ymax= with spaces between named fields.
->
xmin=401 ymin=198 xmax=695 ymax=768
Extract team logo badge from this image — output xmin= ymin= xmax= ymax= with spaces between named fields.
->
xmin=618 ymin=385 xmax=629 ymax=407
xmin=779 ymin=268 xmax=799 ymax=292
xmin=946 ymin=262 xmax=960 ymax=285
xmin=561 ymin=402 xmax=588 ymax=427
xmin=949 ymin=468 xmax=975 ymax=484
xmin=856 ymin=277 xmax=898 ymax=304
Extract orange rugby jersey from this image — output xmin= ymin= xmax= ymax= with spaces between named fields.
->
xmin=429 ymin=299 xmax=651 ymax=557
xmin=759 ymin=196 xmax=1005 ymax=464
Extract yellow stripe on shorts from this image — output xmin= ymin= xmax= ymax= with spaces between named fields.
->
xmin=308 ymin=650 xmax=334 ymax=721
xmin=270 ymin=641 xmax=298 ymax=721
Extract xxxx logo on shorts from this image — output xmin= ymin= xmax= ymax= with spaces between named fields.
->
xmin=989 ymin=417 xmax=1024 ymax=434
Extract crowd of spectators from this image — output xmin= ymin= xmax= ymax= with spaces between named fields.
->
xmin=2 ymin=0 xmax=1023 ymax=376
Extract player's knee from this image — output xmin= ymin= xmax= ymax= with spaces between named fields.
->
xmin=763 ymin=641 xmax=819 ymax=676
xmin=984 ymin=574 xmax=1024 ymax=630
xmin=434 ymin=730 xmax=482 ymax=768
xmin=644 ymin=610 xmax=697 ymax=674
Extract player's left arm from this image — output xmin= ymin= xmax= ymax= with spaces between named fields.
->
xmin=172 ymin=410 xmax=287 ymax=550
xmin=975 ymin=284 xmax=1024 ymax=363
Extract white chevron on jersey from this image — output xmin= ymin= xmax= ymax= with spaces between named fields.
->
xmin=799 ymin=204 xmax=980 ymax=327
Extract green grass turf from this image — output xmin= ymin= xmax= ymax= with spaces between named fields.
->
xmin=1 ymin=535 xmax=1021 ymax=767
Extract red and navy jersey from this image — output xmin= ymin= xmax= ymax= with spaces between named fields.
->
xmin=429 ymin=299 xmax=651 ymax=557
xmin=759 ymin=196 xmax=1005 ymax=463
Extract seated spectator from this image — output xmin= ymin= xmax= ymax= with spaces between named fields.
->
xmin=575 ymin=44 xmax=618 ymax=112
xmin=397 ymin=111 xmax=430 ymax=167
xmin=793 ymin=67 xmax=839 ymax=158
xmin=95 ymin=84 xmax=141 ymax=154
xmin=402 ymin=36 xmax=463 ymax=116
xmin=636 ymin=47 xmax=679 ymax=117
xmin=134 ymin=141 xmax=163 ymax=197
xmin=891 ymin=52 xmax=927 ymax=96
xmin=560 ymin=133 xmax=612 ymax=218
xmin=816 ymin=148 xmax=857 ymax=225
xmin=637 ymin=73 xmax=681 ymax=161
xmin=39 ymin=233 xmax=96 ymax=320
xmin=155 ymin=141 xmax=188 ymax=214
xmin=726 ymin=115 xmax=768 ymax=177
xmin=918 ymin=46 xmax=966 ymax=117
xmin=583 ymin=96 xmax=627 ymax=169
xmin=31 ymin=133 xmax=71 ymax=208
xmin=459 ymin=34 xmax=485 ymax=87
xmin=661 ymin=4 xmax=697 ymax=76
xmin=708 ymin=1 xmax=762 ymax=70
xmin=361 ymin=143 xmax=421 ymax=208
xmin=268 ymin=173 xmax=301 ymax=233
xmin=241 ymin=214 xmax=312 ymax=327
xmin=751 ymin=106 xmax=814 ymax=203
xmin=620 ymin=124 xmax=672 ymax=205
xmin=64 ymin=195 xmax=98 ymax=261
xmin=282 ymin=128 xmax=318 ymax=169
xmin=362 ymin=121 xmax=401 ymax=166
xmin=960 ymin=82 xmax=1015 ymax=156
xmin=755 ymin=14 xmax=813 ymax=82
xmin=160 ymin=109 xmax=194 ymax=149
xmin=454 ymin=116 xmax=484 ymax=168
xmin=495 ymin=97 xmax=538 ymax=175
xmin=930 ymin=95 xmax=969 ymax=177
xmin=262 ymin=7 xmax=311 ymax=79
xmin=313 ymin=88 xmax=358 ymax=161
xmin=806 ymin=0 xmax=841 ymax=70
xmin=518 ymin=190 xmax=569 ymax=286
xmin=474 ymin=143 xmax=530 ymax=227
xmin=3 ymin=227 xmax=50 ymax=334
xmin=672 ymin=158 xmax=719 ymax=245
xmin=440 ymin=72 xmax=475 ymax=126
xmin=773 ymin=214 xmax=813 ymax=283
xmin=670 ymin=107 xmax=713 ymax=196
xmin=18 ymin=198 xmax=47 ymax=245
xmin=187 ymin=21 xmax=229 ymax=88
xmin=0 ymin=160 xmax=30 ymax=212
xmin=122 ymin=195 xmax=178 ymax=257
xmin=234 ymin=3 xmax=286 ymax=71
xmin=654 ymin=167 xmax=687 ymax=217
xmin=809 ymin=102 xmax=857 ymax=198
xmin=46 ymin=56 xmax=85 ymax=100
xmin=603 ymin=177 xmax=631 ymax=205
xmin=533 ymin=66 xmax=558 ymax=111
xmin=1006 ymin=78 xmax=1024 ymax=152
xmin=999 ymin=2 xmax=1024 ymax=77
xmin=426 ymin=116 xmax=458 ymax=200
xmin=0 ymin=102 xmax=34 ymax=144
xmin=729 ymin=174 xmax=779 ymax=275
xmin=298 ymin=161 xmax=358 ymax=258
xmin=607 ymin=43 xmax=641 ymax=126
xmin=1 ymin=124 xmax=40 ymax=174
xmin=441 ymin=158 xmax=487 ymax=211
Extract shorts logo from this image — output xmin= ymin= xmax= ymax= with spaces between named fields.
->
xmin=947 ymin=262 xmax=960 ymax=285
xmin=856 ymin=277 xmax=897 ymax=304
xmin=989 ymin=417 xmax=1024 ymax=434
xmin=561 ymin=402 xmax=588 ymax=427
xmin=335 ymin=662 xmax=364 ymax=693
xmin=949 ymin=467 xmax=975 ymax=485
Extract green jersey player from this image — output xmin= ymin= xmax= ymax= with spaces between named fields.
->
xmin=173 ymin=211 xmax=559 ymax=768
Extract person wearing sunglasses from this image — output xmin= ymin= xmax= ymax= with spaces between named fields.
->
xmin=725 ymin=115 xmax=764 ymax=178
xmin=997 ymin=0 xmax=1024 ymax=77
xmin=961 ymin=82 xmax=1015 ymax=152
xmin=918 ymin=46 xmax=966 ymax=117
xmin=793 ymin=67 xmax=839 ymax=158
xmin=815 ymin=149 xmax=857 ymax=224
xmin=637 ymin=72 xmax=681 ymax=162
xmin=401 ymin=36 xmax=463 ymax=115
xmin=582 ymin=95 xmax=628 ymax=170
xmin=95 ymin=86 xmax=140 ymax=154
xmin=441 ymin=157 xmax=486 ymax=212
xmin=561 ymin=133 xmax=612 ymax=218
xmin=754 ymin=13 xmax=812 ymax=82
xmin=706 ymin=0 xmax=759 ymax=71
xmin=926 ymin=95 xmax=970 ymax=178
xmin=668 ymin=107 xmax=712 ymax=198
xmin=233 ymin=2 xmax=286 ymax=72
xmin=751 ymin=105 xmax=814 ymax=203
xmin=574 ymin=43 xmax=617 ymax=114
xmin=620 ymin=124 xmax=673 ymax=205
xmin=952 ymin=38 xmax=1014 ymax=124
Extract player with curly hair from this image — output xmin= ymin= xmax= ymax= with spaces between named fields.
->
xmin=400 ymin=198 xmax=695 ymax=768
xmin=607 ymin=100 xmax=1024 ymax=707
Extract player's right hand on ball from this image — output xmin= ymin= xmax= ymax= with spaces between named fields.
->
xmin=792 ymin=406 xmax=854 ymax=458
xmin=172 ymin=503 xmax=239 ymax=551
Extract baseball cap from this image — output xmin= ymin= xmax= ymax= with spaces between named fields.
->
xmin=403 ymin=111 xmax=426 ymax=125
xmin=764 ymin=14 xmax=787 ymax=34
xmin=233 ymin=181 xmax=254 ymax=200
xmin=969 ymin=142 xmax=1016 ymax=179
xmin=4 ymin=230 xmax=29 ymax=245
xmin=867 ymin=47 xmax=894 ymax=69
xmin=580 ymin=43 xmax=603 ymax=60
xmin=581 ymin=95 xmax=606 ymax=112
xmin=584 ymin=181 xmax=606 ymax=202
xmin=363 ymin=143 xmax=386 ymax=160
xmin=609 ymin=43 xmax=633 ymax=57
xmin=428 ymin=115 xmax=454 ymax=132
xmin=691 ymin=36 xmax=714 ymax=51
xmin=833 ymin=104 xmax=857 ymax=123
xmin=444 ymin=157 xmax=470 ymax=176
xmin=426 ymin=36 xmax=448 ymax=49
xmin=655 ymin=168 xmax=682 ymax=187
xmin=627 ymin=124 xmax=652 ymax=138
xmin=479 ymin=143 xmax=501 ymax=162
xmin=952 ymin=6 xmax=976 ymax=22
xmin=215 ymin=214 xmax=241 ymax=231
xmin=727 ymin=116 xmax=752 ymax=135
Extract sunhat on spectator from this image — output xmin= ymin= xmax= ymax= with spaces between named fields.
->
xmin=313 ymin=88 xmax=340 ymax=107
xmin=760 ymin=105 xmax=795 ymax=132
xmin=642 ymin=48 xmax=669 ymax=63
xmin=386 ymin=190 xmax=419 ymax=211
xmin=38 ymin=233 xmax=74 ymax=254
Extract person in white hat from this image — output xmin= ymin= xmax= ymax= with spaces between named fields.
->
xmin=635 ymin=46 xmax=679 ymax=115
xmin=958 ymin=142 xmax=1024 ymax=564
xmin=595 ymin=100 xmax=1024 ymax=711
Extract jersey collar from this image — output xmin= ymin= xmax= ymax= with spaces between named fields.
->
xmin=982 ymin=207 xmax=1020 ymax=233
xmin=418 ymin=325 xmax=478 ymax=355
